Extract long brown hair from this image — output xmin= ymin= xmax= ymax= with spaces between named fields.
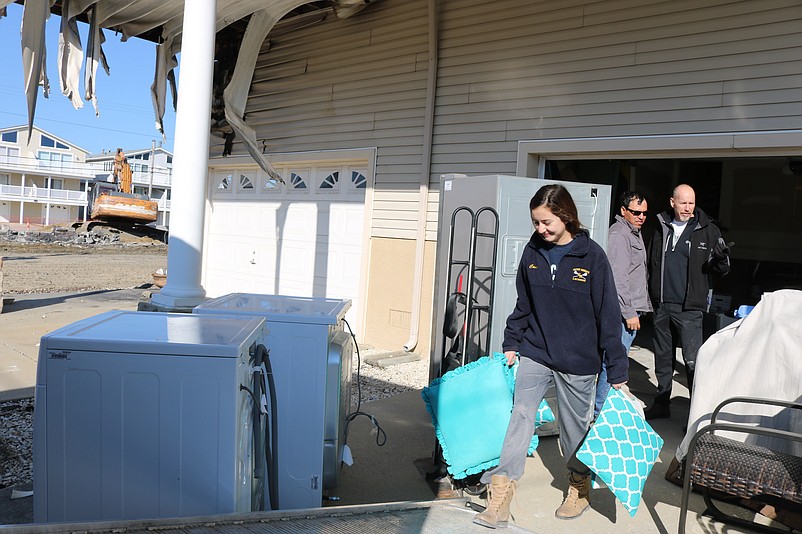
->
xmin=530 ymin=184 xmax=583 ymax=236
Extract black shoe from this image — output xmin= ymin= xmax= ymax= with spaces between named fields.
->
xmin=644 ymin=403 xmax=670 ymax=420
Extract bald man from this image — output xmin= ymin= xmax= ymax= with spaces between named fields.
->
xmin=645 ymin=184 xmax=730 ymax=420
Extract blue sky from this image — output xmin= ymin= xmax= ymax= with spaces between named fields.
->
xmin=0 ymin=3 xmax=176 ymax=155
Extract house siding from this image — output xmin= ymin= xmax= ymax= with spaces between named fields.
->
xmin=217 ymin=0 xmax=431 ymax=241
xmin=227 ymin=0 xmax=802 ymax=241
xmin=429 ymin=0 xmax=802 ymax=237
xmin=431 ymin=0 xmax=802 ymax=183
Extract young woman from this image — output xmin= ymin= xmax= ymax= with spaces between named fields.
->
xmin=474 ymin=184 xmax=628 ymax=528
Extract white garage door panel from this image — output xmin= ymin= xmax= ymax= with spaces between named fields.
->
xmin=278 ymin=244 xmax=315 ymax=286
xmin=282 ymin=204 xmax=318 ymax=238
xmin=235 ymin=205 xmax=259 ymax=228
xmin=323 ymin=255 xmax=360 ymax=304
xmin=258 ymin=205 xmax=280 ymax=234
xmin=205 ymin=163 xmax=367 ymax=335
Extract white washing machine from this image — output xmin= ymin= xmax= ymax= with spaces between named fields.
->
xmin=33 ymin=310 xmax=267 ymax=523
xmin=193 ymin=293 xmax=353 ymax=510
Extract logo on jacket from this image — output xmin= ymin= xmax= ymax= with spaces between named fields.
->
xmin=572 ymin=268 xmax=589 ymax=282
xmin=697 ymin=241 xmax=708 ymax=250
xmin=528 ymin=263 xmax=538 ymax=269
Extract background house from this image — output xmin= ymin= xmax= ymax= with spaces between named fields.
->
xmin=0 ymin=124 xmax=173 ymax=229
xmin=86 ymin=146 xmax=174 ymax=227
xmin=0 ymin=125 xmax=92 ymax=227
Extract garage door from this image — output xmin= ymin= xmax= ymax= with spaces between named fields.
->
xmin=204 ymin=163 xmax=368 ymax=333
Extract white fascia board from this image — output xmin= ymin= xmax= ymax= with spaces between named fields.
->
xmin=517 ymin=131 xmax=802 ymax=165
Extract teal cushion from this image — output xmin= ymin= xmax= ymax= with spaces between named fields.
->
xmin=421 ymin=353 xmax=555 ymax=479
xmin=575 ymin=388 xmax=664 ymax=516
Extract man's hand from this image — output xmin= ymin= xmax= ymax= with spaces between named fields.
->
xmin=504 ymin=350 xmax=518 ymax=366
xmin=625 ymin=316 xmax=641 ymax=331
xmin=611 ymin=382 xmax=627 ymax=390
xmin=713 ymin=238 xmax=734 ymax=260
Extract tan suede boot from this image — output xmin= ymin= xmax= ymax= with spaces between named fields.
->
xmin=473 ymin=474 xmax=517 ymax=528
xmin=555 ymin=472 xmax=591 ymax=520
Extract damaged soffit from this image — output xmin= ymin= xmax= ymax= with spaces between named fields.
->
xmin=10 ymin=0 xmax=376 ymax=180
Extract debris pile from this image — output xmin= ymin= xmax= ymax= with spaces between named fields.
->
xmin=0 ymin=224 xmax=166 ymax=248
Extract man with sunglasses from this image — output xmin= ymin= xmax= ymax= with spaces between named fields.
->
xmin=595 ymin=191 xmax=652 ymax=415
xmin=644 ymin=184 xmax=731 ymax=420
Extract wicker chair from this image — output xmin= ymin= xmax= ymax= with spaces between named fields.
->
xmin=679 ymin=396 xmax=802 ymax=534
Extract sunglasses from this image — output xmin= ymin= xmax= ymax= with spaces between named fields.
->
xmin=624 ymin=207 xmax=648 ymax=217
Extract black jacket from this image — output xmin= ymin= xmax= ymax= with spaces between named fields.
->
xmin=503 ymin=231 xmax=628 ymax=385
xmin=648 ymin=208 xmax=730 ymax=311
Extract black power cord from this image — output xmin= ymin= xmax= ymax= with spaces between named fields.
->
xmin=342 ymin=318 xmax=387 ymax=447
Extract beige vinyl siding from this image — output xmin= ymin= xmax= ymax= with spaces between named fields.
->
xmin=425 ymin=0 xmax=802 ymax=236
xmin=218 ymin=0 xmax=432 ymax=240
xmin=224 ymin=0 xmax=802 ymax=239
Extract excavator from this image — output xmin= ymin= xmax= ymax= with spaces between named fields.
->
xmin=76 ymin=154 xmax=164 ymax=239
xmin=88 ymin=155 xmax=158 ymax=223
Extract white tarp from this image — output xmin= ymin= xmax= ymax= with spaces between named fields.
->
xmin=676 ymin=288 xmax=802 ymax=460
xmin=222 ymin=4 xmax=306 ymax=184
xmin=58 ymin=0 xmax=84 ymax=109
xmin=12 ymin=1 xmax=379 ymax=143
xmin=84 ymin=4 xmax=110 ymax=116
xmin=21 ymin=0 xmax=52 ymax=144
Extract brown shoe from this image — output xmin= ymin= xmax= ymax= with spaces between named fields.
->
xmin=555 ymin=472 xmax=591 ymax=520
xmin=473 ymin=474 xmax=517 ymax=529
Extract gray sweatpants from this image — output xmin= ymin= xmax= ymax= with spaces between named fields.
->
xmin=480 ymin=357 xmax=596 ymax=484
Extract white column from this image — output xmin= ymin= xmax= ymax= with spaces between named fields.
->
xmin=45 ymin=175 xmax=51 ymax=225
xmin=19 ymin=174 xmax=25 ymax=224
xmin=151 ymin=0 xmax=216 ymax=309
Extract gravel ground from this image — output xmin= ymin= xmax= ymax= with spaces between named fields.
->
xmin=0 ymin=399 xmax=33 ymax=490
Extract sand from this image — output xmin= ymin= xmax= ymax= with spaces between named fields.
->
xmin=0 ymin=243 xmax=168 ymax=295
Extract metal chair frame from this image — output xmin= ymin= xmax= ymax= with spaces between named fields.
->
xmin=679 ymin=396 xmax=802 ymax=534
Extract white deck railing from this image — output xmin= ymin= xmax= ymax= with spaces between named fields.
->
xmin=0 ymin=184 xmax=88 ymax=204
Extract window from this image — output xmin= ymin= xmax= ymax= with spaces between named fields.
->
xmin=0 ymin=174 xmax=9 ymax=185
xmin=50 ymin=179 xmax=63 ymax=190
xmin=167 ymin=156 xmax=173 ymax=164
xmin=38 ymin=151 xmax=73 ymax=170
xmin=1 ymin=131 xmax=17 ymax=143
xmin=41 ymin=135 xmax=68 ymax=149
xmin=263 ymin=176 xmax=280 ymax=191
xmin=351 ymin=171 xmax=367 ymax=189
xmin=0 ymin=146 xmax=19 ymax=164
xmin=239 ymin=173 xmax=254 ymax=190
xmin=217 ymin=173 xmax=233 ymax=190
xmin=319 ymin=171 xmax=340 ymax=191
xmin=290 ymin=172 xmax=308 ymax=190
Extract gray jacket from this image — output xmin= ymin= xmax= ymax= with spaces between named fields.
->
xmin=608 ymin=215 xmax=652 ymax=320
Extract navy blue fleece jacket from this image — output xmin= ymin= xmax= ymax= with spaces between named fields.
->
xmin=502 ymin=231 xmax=629 ymax=385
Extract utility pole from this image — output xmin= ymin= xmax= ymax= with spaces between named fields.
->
xmin=148 ymin=139 xmax=155 ymax=198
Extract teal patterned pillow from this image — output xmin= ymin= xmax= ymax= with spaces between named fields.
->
xmin=575 ymin=388 xmax=663 ymax=516
xmin=421 ymin=353 xmax=554 ymax=480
